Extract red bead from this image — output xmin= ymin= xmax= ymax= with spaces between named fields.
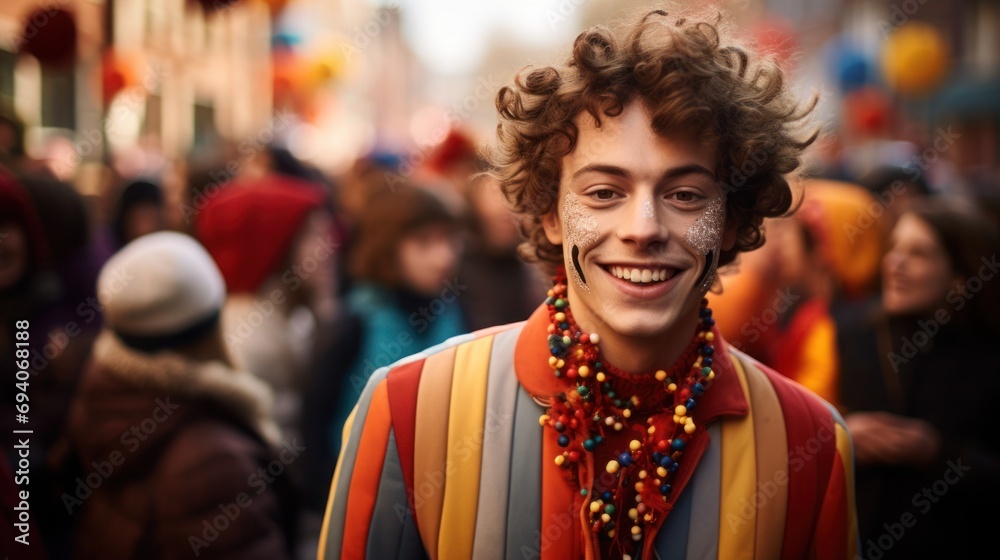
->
xmin=569 ymin=418 xmax=578 ymax=429
xmin=568 ymin=451 xmax=580 ymax=462
xmin=567 ymin=368 xmax=577 ymax=378
xmin=580 ymin=333 xmax=590 ymax=344
xmin=679 ymin=389 xmax=691 ymax=401
xmin=559 ymin=415 xmax=568 ymax=425
xmin=656 ymin=440 xmax=670 ymax=453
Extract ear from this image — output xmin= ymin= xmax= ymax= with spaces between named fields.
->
xmin=541 ymin=204 xmax=563 ymax=246
xmin=721 ymin=214 xmax=739 ymax=252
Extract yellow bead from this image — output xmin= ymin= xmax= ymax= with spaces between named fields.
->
xmin=667 ymin=383 xmax=677 ymax=392
xmin=614 ymin=422 xmax=623 ymax=431
xmin=602 ymin=513 xmax=611 ymax=523
xmin=554 ymin=455 xmax=565 ymax=466
xmin=578 ymin=365 xmax=590 ymax=377
xmin=657 ymin=466 xmax=668 ymax=478
xmin=673 ymin=415 xmax=681 ymax=424
xmin=705 ymin=332 xmax=715 ymax=341
xmin=685 ymin=422 xmax=696 ymax=434
xmin=629 ymin=439 xmax=641 ymax=451
xmin=629 ymin=508 xmax=638 ymax=520
xmin=554 ymin=312 xmax=566 ymax=322
xmin=605 ymin=417 xmax=615 ymax=426
xmin=686 ymin=417 xmax=694 ymax=425
xmin=596 ymin=372 xmax=606 ymax=382
xmin=549 ymin=356 xmax=558 ymax=367
xmin=607 ymin=529 xmax=615 ymax=538
xmin=708 ymin=371 xmax=715 ymax=380
xmin=675 ymin=405 xmax=687 ymax=416
xmin=556 ymin=359 xmax=565 ymax=369
xmin=638 ymin=469 xmax=648 ymax=479
xmin=644 ymin=513 xmax=654 ymax=522
xmin=622 ymin=408 xmax=632 ymax=418
xmin=590 ymin=501 xmax=601 ymax=513
xmin=634 ymin=481 xmax=644 ymax=492
xmin=647 ymin=426 xmax=655 ymax=434
xmin=606 ymin=460 xmax=620 ymax=474
xmin=654 ymin=369 xmax=667 ymax=381
xmin=539 ymin=414 xmax=549 ymax=426
xmin=590 ymin=333 xmax=600 ymax=344
xmin=632 ymin=533 xmax=642 ymax=541
xmin=631 ymin=525 xmax=642 ymax=535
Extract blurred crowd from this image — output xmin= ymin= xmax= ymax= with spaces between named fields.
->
xmin=1 ymin=78 xmax=999 ymax=560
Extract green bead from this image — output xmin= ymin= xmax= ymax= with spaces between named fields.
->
xmin=702 ymin=366 xmax=711 ymax=375
xmin=577 ymin=386 xmax=589 ymax=396
xmin=580 ymin=488 xmax=588 ymax=496
xmin=562 ymin=336 xmax=572 ymax=346
xmin=605 ymin=504 xmax=615 ymax=514
xmin=554 ymin=298 xmax=567 ymax=309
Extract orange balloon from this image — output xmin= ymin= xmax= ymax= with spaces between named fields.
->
xmin=881 ymin=22 xmax=949 ymax=95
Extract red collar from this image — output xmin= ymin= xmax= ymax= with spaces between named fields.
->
xmin=513 ymin=303 xmax=749 ymax=423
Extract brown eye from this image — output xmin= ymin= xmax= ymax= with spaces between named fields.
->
xmin=674 ymin=191 xmax=695 ymax=202
xmin=595 ymin=189 xmax=616 ymax=200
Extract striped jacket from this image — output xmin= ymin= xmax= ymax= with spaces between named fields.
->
xmin=319 ymin=305 xmax=859 ymax=560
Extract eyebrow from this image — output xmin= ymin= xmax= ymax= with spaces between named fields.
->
xmin=571 ymin=163 xmax=716 ymax=183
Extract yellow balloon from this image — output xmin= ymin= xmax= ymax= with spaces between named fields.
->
xmin=881 ymin=22 xmax=949 ymax=95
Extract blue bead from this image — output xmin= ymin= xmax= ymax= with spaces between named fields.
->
xmin=583 ymin=438 xmax=596 ymax=452
xmin=554 ymin=421 xmax=566 ymax=432
xmin=659 ymin=456 xmax=675 ymax=469
xmin=560 ymin=322 xmax=569 ymax=330
xmin=550 ymin=347 xmax=562 ymax=356
xmin=702 ymin=356 xmax=713 ymax=367
xmin=618 ymin=452 xmax=634 ymax=466
xmin=659 ymin=483 xmax=672 ymax=495
xmin=595 ymin=435 xmax=604 ymax=444
xmin=602 ymin=491 xmax=613 ymax=501
xmin=653 ymin=452 xmax=663 ymax=463
xmin=671 ymin=439 xmax=686 ymax=452
xmin=701 ymin=346 xmax=714 ymax=356
xmin=545 ymin=297 xmax=555 ymax=305
xmin=703 ymin=317 xmax=715 ymax=326
xmin=700 ymin=307 xmax=711 ymax=317
xmin=692 ymin=382 xmax=705 ymax=395
xmin=558 ymin=434 xmax=570 ymax=447
xmin=685 ymin=398 xmax=696 ymax=410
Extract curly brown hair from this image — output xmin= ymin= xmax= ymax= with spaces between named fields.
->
xmin=486 ymin=7 xmax=818 ymax=274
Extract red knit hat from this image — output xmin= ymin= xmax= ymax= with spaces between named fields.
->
xmin=195 ymin=176 xmax=326 ymax=294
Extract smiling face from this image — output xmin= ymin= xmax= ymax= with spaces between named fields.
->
xmin=882 ymin=213 xmax=956 ymax=316
xmin=542 ymin=101 xmax=736 ymax=344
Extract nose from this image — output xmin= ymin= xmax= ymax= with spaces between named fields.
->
xmin=616 ymin=196 xmax=667 ymax=251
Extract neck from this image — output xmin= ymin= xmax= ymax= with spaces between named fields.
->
xmin=565 ymin=286 xmax=702 ymax=375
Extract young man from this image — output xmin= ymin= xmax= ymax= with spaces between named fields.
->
xmin=319 ymin=9 xmax=858 ymax=560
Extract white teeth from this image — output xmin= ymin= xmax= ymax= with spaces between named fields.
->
xmin=609 ymin=266 xmax=672 ymax=283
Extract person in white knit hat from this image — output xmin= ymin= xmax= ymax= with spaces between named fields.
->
xmin=59 ymin=231 xmax=298 ymax=560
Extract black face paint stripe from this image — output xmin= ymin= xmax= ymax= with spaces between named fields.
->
xmin=572 ymin=245 xmax=587 ymax=285
xmin=695 ymin=250 xmax=714 ymax=287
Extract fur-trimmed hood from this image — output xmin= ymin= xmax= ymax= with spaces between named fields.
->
xmin=68 ymin=330 xmax=282 ymax=469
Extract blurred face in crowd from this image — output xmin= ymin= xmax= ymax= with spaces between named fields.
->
xmin=123 ymin=202 xmax=164 ymax=244
xmin=291 ymin=209 xmax=338 ymax=304
xmin=882 ymin=212 xmax=955 ymax=316
xmin=542 ymin=101 xmax=736 ymax=342
xmin=470 ymin=176 xmax=520 ymax=252
xmin=0 ymin=221 xmax=28 ymax=290
xmin=398 ymin=223 xmax=461 ymax=297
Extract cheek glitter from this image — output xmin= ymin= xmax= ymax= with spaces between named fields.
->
xmin=563 ymin=191 xmax=600 ymax=291
xmin=684 ymin=197 xmax=726 ymax=291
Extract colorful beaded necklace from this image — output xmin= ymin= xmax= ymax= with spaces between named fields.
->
xmin=539 ymin=271 xmax=717 ymax=558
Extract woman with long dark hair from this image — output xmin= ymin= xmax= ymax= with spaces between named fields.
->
xmin=838 ymin=197 xmax=1000 ymax=559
